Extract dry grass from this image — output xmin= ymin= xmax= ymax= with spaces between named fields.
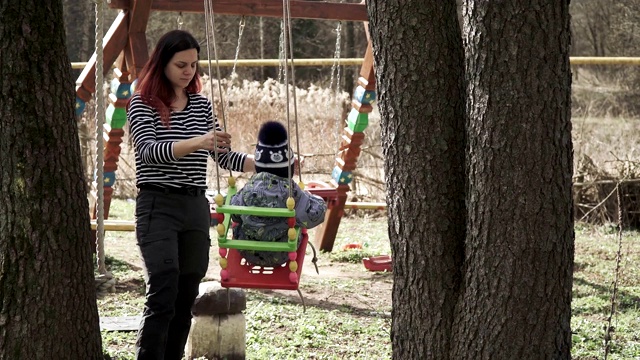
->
xmin=78 ymin=77 xmax=385 ymax=202
xmin=572 ymin=114 xmax=640 ymax=226
xmin=78 ymin=76 xmax=640 ymax=225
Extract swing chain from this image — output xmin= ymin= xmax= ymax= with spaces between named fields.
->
xmin=230 ymin=17 xmax=246 ymax=82
xmin=222 ymin=17 xmax=247 ymax=132
xmin=177 ymin=12 xmax=184 ymax=30
xmin=329 ymin=21 xmax=343 ymax=95
xmin=277 ymin=19 xmax=285 ymax=86
xmin=330 ymin=21 xmax=344 ymax=155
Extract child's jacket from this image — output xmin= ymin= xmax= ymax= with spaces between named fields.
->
xmin=230 ymin=172 xmax=327 ymax=266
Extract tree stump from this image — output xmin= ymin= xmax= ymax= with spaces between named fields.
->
xmin=185 ymin=282 xmax=247 ymax=360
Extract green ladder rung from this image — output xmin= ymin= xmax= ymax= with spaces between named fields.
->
xmin=218 ymin=237 xmax=298 ymax=252
xmin=216 ymin=205 xmax=295 ymax=217
xmin=216 ymin=186 xmax=297 ymax=252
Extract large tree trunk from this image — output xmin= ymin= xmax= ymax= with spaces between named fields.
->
xmin=452 ymin=1 xmax=574 ymax=359
xmin=368 ymin=1 xmax=467 ymax=359
xmin=0 ymin=1 xmax=103 ymax=359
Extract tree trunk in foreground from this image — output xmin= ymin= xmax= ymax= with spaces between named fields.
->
xmin=0 ymin=1 xmax=103 ymax=359
xmin=452 ymin=1 xmax=574 ymax=359
xmin=369 ymin=0 xmax=574 ymax=358
xmin=368 ymin=1 xmax=467 ymax=359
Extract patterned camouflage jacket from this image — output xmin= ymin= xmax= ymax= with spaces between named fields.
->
xmin=230 ymin=172 xmax=327 ymax=266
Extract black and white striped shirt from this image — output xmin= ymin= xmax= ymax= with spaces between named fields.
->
xmin=128 ymin=92 xmax=247 ymax=188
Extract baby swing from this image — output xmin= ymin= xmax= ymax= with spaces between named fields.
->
xmin=203 ymin=0 xmax=310 ymax=293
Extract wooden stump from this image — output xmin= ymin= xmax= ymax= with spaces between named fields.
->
xmin=185 ymin=282 xmax=247 ymax=360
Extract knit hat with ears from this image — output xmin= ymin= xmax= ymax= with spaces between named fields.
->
xmin=254 ymin=121 xmax=295 ymax=178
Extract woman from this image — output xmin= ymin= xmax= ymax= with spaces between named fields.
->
xmin=127 ymin=29 xmax=254 ymax=360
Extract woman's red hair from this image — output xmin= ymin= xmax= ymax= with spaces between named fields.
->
xmin=132 ymin=30 xmax=202 ymax=127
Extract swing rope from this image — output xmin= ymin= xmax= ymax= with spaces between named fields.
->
xmin=283 ymin=0 xmax=303 ymax=188
xmin=94 ymin=0 xmax=115 ymax=297
xmin=282 ymin=1 xmax=319 ymax=280
xmin=204 ymin=0 xmax=301 ymax=194
xmin=207 ymin=0 xmax=302 ymax=223
xmin=203 ymin=0 xmax=224 ymax=194
xmin=204 ymin=0 xmax=230 ymax=136
xmin=211 ymin=0 xmax=315 ymax=292
xmin=280 ymin=0 xmax=293 ymax=196
xmin=204 ymin=0 xmax=301 ymax=214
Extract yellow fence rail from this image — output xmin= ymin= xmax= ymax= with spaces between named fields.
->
xmin=71 ymin=56 xmax=640 ymax=70
xmin=90 ymin=201 xmax=388 ymax=232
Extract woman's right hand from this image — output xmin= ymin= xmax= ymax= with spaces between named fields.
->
xmin=173 ymin=131 xmax=231 ymax=159
xmin=197 ymin=131 xmax=231 ymax=152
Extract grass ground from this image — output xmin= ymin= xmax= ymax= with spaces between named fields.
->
xmin=98 ymin=199 xmax=639 ymax=360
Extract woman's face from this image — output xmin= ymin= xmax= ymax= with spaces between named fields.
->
xmin=164 ymin=48 xmax=198 ymax=93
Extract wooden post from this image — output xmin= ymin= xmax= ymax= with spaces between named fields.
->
xmin=75 ymin=11 xmax=129 ymax=116
xmin=107 ymin=0 xmax=368 ymax=21
xmin=314 ymin=40 xmax=376 ymax=252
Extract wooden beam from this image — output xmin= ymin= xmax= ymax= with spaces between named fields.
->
xmin=108 ymin=0 xmax=369 ymax=21
xmin=75 ymin=12 xmax=129 ymax=101
xmin=90 ymin=219 xmax=136 ymax=232
xmin=129 ymin=0 xmax=153 ymax=33
xmin=314 ymin=35 xmax=376 ymax=252
xmin=358 ymin=41 xmax=375 ymax=90
xmin=314 ymin=188 xmax=348 ymax=252
xmin=127 ymin=0 xmax=154 ymax=77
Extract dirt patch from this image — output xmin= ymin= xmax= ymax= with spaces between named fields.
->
xmin=103 ymin=230 xmax=393 ymax=313
xmin=204 ymin=250 xmax=393 ymax=314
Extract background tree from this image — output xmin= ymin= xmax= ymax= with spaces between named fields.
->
xmin=367 ymin=0 xmax=467 ymax=358
xmin=62 ymin=0 xmax=94 ymax=63
xmin=0 ymin=1 xmax=103 ymax=359
xmin=369 ymin=0 xmax=574 ymax=358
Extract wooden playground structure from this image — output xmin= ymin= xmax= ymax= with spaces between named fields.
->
xmin=76 ymin=0 xmax=376 ymax=253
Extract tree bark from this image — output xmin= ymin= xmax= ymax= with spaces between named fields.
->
xmin=0 ymin=1 xmax=103 ymax=359
xmin=368 ymin=1 xmax=467 ymax=359
xmin=453 ymin=1 xmax=574 ymax=359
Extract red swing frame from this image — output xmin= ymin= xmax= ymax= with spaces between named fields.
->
xmin=220 ymin=228 xmax=309 ymax=290
xmin=215 ymin=184 xmax=310 ymax=291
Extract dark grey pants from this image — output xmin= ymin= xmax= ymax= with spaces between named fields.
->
xmin=134 ymin=188 xmax=211 ymax=360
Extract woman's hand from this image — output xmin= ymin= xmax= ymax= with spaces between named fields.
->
xmin=198 ymin=130 xmax=232 ymax=152
xmin=173 ymin=130 xmax=231 ymax=158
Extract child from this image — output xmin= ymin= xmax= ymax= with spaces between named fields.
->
xmin=231 ymin=121 xmax=327 ymax=267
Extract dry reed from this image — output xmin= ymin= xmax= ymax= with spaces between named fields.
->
xmin=78 ymin=77 xmax=386 ymax=202
xmin=77 ymin=77 xmax=640 ymax=226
